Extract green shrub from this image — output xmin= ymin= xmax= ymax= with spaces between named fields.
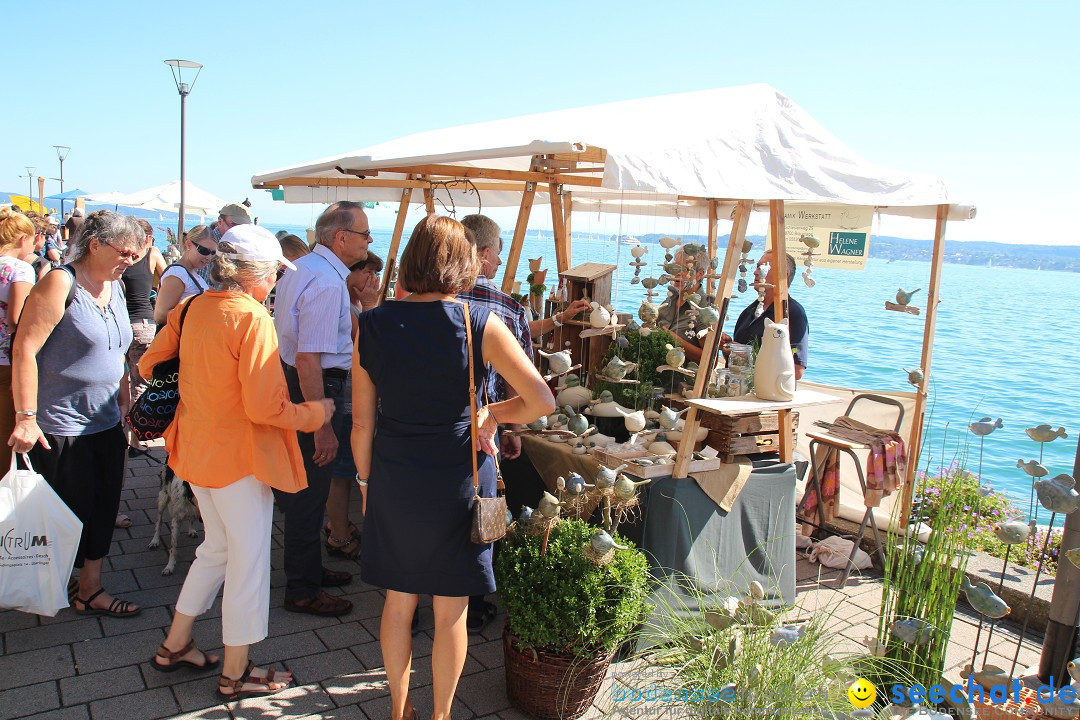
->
xmin=595 ymin=327 xmax=679 ymax=409
xmin=495 ymin=518 xmax=652 ymax=656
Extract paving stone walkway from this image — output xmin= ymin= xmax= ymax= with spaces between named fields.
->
xmin=0 ymin=451 xmax=1044 ymax=719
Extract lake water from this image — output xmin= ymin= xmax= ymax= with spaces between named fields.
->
xmin=251 ymin=225 xmax=1079 ymax=523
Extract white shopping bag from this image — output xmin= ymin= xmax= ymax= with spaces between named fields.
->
xmin=0 ymin=453 xmax=83 ymax=616
xmin=805 ymin=535 xmax=872 ymax=571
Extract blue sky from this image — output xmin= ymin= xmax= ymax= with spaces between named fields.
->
xmin=2 ymin=0 xmax=1075 ymax=244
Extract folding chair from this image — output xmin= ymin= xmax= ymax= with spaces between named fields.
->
xmin=800 ymin=393 xmax=905 ymax=587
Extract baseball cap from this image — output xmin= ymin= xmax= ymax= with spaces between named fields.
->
xmin=219 ymin=224 xmax=296 ymax=270
xmin=218 ymin=202 xmax=253 ymax=224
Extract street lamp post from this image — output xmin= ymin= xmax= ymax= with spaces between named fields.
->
xmin=164 ymin=59 xmax=202 ymax=241
xmin=21 ymin=166 xmax=36 ymax=211
xmin=53 ymin=145 xmax=70 ymax=216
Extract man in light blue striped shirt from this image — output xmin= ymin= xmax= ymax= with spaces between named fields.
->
xmin=273 ymin=201 xmax=371 ymax=616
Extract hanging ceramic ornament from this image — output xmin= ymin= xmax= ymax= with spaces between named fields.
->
xmin=886 ymin=287 xmax=922 ymax=316
xmin=752 ymin=258 xmax=771 ymax=318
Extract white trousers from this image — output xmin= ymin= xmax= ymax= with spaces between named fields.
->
xmin=174 ymin=474 xmax=273 ymax=647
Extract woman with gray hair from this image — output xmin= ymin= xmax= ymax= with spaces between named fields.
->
xmin=8 ymin=209 xmax=142 ymax=617
xmin=141 ymin=224 xmax=332 ymax=700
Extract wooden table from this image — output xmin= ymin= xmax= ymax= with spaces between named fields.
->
xmin=672 ymin=388 xmax=840 ymax=476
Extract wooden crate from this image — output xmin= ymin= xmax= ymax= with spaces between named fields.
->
xmin=700 ymin=411 xmax=800 ymax=463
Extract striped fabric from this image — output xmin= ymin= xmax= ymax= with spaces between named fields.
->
xmin=273 ymin=244 xmax=353 ymax=371
xmin=458 ymin=276 xmax=532 ymax=402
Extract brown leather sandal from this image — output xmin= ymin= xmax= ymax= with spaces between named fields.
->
xmin=150 ymin=639 xmax=220 ymax=673
xmin=325 ymin=534 xmax=361 ymax=559
xmin=218 ymin=661 xmax=292 ymax=701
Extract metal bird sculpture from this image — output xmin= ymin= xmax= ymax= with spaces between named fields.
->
xmin=960 ymin=577 xmax=1011 ymax=618
xmin=1025 ymin=425 xmax=1068 ymax=443
xmin=969 ymin=417 xmax=1003 ymax=436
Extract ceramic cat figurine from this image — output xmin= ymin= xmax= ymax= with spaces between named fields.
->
xmin=754 ymin=317 xmax=795 ymax=401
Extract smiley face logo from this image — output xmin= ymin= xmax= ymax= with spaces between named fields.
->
xmin=847 ymin=678 xmax=876 ymax=709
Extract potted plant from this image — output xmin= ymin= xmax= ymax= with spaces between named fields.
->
xmin=495 ymin=517 xmax=651 ymax=719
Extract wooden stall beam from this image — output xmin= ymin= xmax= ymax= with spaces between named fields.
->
xmin=501 ymin=182 xmax=537 ymax=293
xmin=900 ymin=204 xmax=948 ymax=528
xmin=365 ymin=164 xmax=605 ymax=187
xmin=549 ymin=184 xmax=569 ymax=274
xmin=562 ymin=191 xmax=573 ymax=274
xmin=384 ymin=185 xmax=413 ymax=273
xmin=423 ymin=182 xmax=435 ymax=216
xmin=672 ymin=199 xmax=753 ymax=479
xmin=260 ymin=177 xmax=551 ymax=194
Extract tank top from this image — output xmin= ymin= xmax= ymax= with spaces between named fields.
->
xmin=122 ymin=251 xmax=154 ymax=321
xmin=37 ymin=272 xmax=133 ymax=436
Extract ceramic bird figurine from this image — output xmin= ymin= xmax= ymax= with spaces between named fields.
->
xmin=665 ymin=344 xmax=685 ymax=369
xmin=1026 ymin=425 xmax=1068 ymax=443
xmin=969 ymin=417 xmax=1003 ymax=436
xmin=602 ymin=356 xmax=638 ymax=380
xmin=564 ymin=406 xmax=589 ymax=436
xmin=687 ymin=301 xmax=720 ymax=328
xmin=630 ymin=245 xmax=647 ymax=259
xmin=800 ymin=234 xmax=821 ymax=249
xmin=613 ymin=474 xmax=651 ymax=501
xmin=658 ymin=405 xmax=689 ymax=430
xmin=594 ymin=463 xmax=628 ymax=490
xmin=623 ymin=410 xmax=646 ymax=433
xmin=904 ymin=367 xmax=924 ymax=386
xmin=505 ymin=508 xmax=514 ymax=525
xmin=638 ymin=301 xmax=658 ymax=324
xmin=1064 ymin=548 xmax=1080 ymax=569
xmin=537 ymin=491 xmax=565 ymax=519
xmin=960 ymin=577 xmax=1011 ymax=618
xmin=769 ymin=625 xmax=806 ymax=648
xmin=864 ymin=636 xmax=887 ymax=657
xmin=891 ymin=618 xmax=933 ymax=645
xmin=961 ymin=664 xmax=1013 ymax=689
xmin=526 ymin=416 xmax=548 ymax=432
xmin=555 ymin=375 xmax=592 ymax=411
xmin=562 ymin=472 xmax=592 ymax=496
xmin=663 ymin=262 xmax=686 ymax=276
xmin=589 ymin=529 xmax=629 ymax=554
xmin=519 ymin=506 xmax=534 ymax=524
xmin=537 ymin=348 xmax=573 ymax=376
xmin=1017 ymin=458 xmax=1048 ymax=477
xmin=994 ymin=520 xmax=1031 ymax=545
xmin=590 ymin=390 xmax=615 ymax=406
xmin=1034 ymin=474 xmax=1080 ymax=514
xmin=895 ymin=288 xmax=922 ymax=305
xmin=1068 ymin=658 xmax=1080 ymax=683
xmin=658 ymin=236 xmax=681 ymax=250
xmin=588 ymin=302 xmax=613 ymax=329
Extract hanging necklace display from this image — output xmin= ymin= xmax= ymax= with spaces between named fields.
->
xmin=629 ymin=245 xmax=647 ymax=284
xmin=737 ymin=239 xmax=754 ymax=294
xmin=799 ymin=234 xmax=819 ymax=288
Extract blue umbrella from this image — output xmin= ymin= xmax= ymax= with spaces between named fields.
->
xmin=45 ymin=188 xmax=89 ymax=216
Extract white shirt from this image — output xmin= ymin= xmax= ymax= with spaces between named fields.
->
xmin=273 ymin=243 xmax=352 ymax=370
xmin=161 ymin=263 xmax=208 ymax=301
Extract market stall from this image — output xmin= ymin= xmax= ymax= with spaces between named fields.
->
xmin=251 ymin=82 xmax=975 ymax=534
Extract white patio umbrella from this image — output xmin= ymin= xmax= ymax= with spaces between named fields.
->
xmin=86 ymin=180 xmax=227 ymax=216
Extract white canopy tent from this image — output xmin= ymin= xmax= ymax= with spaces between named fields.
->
xmin=253 ymin=84 xmax=974 ymax=528
xmin=86 ymin=180 xmax=227 ymax=217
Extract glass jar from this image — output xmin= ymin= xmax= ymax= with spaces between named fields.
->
xmin=711 ymin=369 xmax=732 ymax=398
xmin=648 ymin=386 xmax=666 ymax=413
xmin=727 ymin=367 xmax=750 ymax=397
xmin=728 ymin=343 xmax=754 ymax=371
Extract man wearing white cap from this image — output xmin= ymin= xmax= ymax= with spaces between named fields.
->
xmin=272 ymin=200 xmax=371 ymax=616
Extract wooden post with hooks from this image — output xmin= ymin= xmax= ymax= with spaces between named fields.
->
xmin=705 ymin=200 xmax=719 ymax=298
xmin=550 ymin=184 xmax=569 ymax=274
xmin=562 ymin=191 xmax=573 ymax=274
xmin=768 ymin=200 xmax=794 ymax=463
xmin=672 ymin=199 xmax=753 ymax=479
xmin=384 ymin=185 xmax=413 ymax=272
xmin=501 ymin=181 xmax=537 ymax=293
xmin=422 ymin=181 xmax=435 ymax=216
xmin=899 ymin=203 xmax=948 ymax=528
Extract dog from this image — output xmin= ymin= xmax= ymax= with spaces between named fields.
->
xmin=147 ymin=468 xmax=201 ymax=576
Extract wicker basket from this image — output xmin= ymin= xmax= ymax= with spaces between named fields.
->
xmin=503 ymin=629 xmax=614 ymax=720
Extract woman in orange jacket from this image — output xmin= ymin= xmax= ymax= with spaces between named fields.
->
xmin=140 ymin=225 xmax=333 ymax=701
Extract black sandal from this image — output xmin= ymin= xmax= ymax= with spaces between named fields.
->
xmin=218 ymin=661 xmax=292 ymax=701
xmin=324 ymin=522 xmax=361 ymax=541
xmin=150 ymin=639 xmax=220 ymax=672
xmin=325 ymin=534 xmax=361 ymax=559
xmin=73 ymin=587 xmax=141 ymax=618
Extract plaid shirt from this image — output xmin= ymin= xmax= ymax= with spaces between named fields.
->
xmin=458 ymin=276 xmax=533 ymax=402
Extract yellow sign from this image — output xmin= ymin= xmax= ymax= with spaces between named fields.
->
xmin=847 ymin=678 xmax=877 ymax=709
xmin=767 ymin=203 xmax=874 ymax=271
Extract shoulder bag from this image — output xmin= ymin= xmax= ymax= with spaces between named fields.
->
xmin=126 ymin=295 xmax=199 ymax=441
xmin=463 ymin=302 xmax=508 ymax=544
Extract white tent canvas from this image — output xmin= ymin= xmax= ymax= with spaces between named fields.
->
xmin=253 ymin=84 xmax=973 ymax=220
xmin=87 ymin=180 xmax=227 ymax=217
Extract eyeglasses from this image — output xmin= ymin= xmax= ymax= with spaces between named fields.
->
xmin=276 ymin=266 xmax=287 ymax=280
xmin=341 ymin=228 xmax=373 ymax=240
xmin=102 ymin=238 xmax=143 ymax=262
xmin=194 ymin=244 xmax=216 ymax=257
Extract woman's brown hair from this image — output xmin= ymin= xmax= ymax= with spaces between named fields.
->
xmin=397 ymin=216 xmax=479 ymax=296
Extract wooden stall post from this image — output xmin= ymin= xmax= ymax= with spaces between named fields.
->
xmin=549 ymin=183 xmax=568 ymax=274
xmin=501 ymin=181 xmax=537 ymax=293
xmin=899 ymin=203 xmax=948 ymax=528
xmin=378 ymin=186 xmax=413 ymax=302
xmin=562 ymin=191 xmax=573 ymax=274
xmin=423 ymin=183 xmax=435 ymax=216
xmin=673 ymin=199 xmax=751 ymax=479
xmin=768 ymin=200 xmax=794 ymax=463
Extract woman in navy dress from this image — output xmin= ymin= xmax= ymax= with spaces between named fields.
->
xmin=352 ymin=216 xmax=553 ymax=720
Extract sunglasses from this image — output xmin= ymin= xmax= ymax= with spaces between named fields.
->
xmin=102 ymin=238 xmax=143 ymax=262
xmin=194 ymin=244 xmax=216 ymax=257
